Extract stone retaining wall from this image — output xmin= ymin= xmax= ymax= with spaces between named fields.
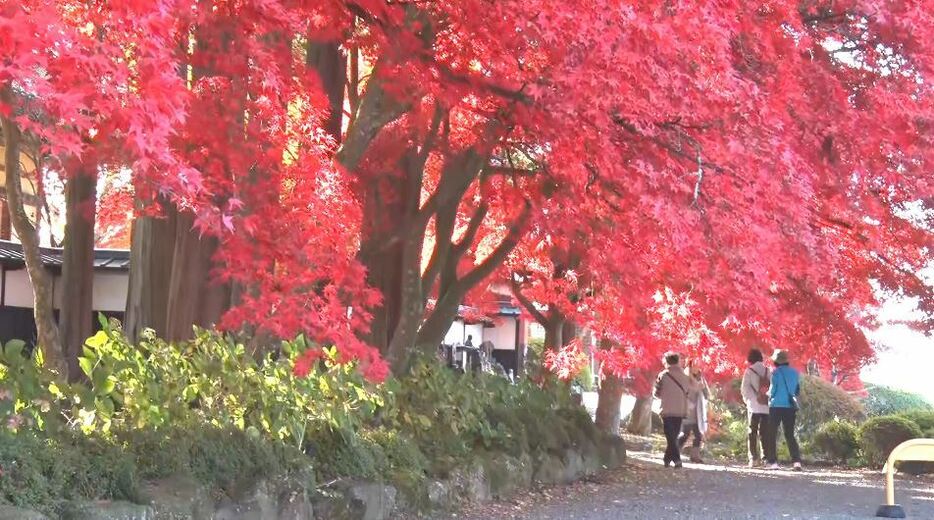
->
xmin=0 ymin=436 xmax=626 ymax=520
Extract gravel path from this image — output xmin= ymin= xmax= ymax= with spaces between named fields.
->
xmin=441 ymin=451 xmax=934 ymax=520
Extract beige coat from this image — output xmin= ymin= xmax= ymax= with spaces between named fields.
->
xmin=740 ymin=361 xmax=770 ymax=415
xmin=684 ymin=376 xmax=710 ymax=430
xmin=654 ymin=365 xmax=691 ymax=418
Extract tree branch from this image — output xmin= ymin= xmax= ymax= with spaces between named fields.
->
xmin=336 ymin=63 xmax=411 ymax=172
xmin=511 ymin=277 xmax=548 ymax=325
xmin=458 ymin=200 xmax=532 ymax=290
xmin=451 ymin=202 xmax=489 ymax=258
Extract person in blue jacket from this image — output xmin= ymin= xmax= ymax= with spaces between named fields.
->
xmin=765 ymin=349 xmax=802 ymax=471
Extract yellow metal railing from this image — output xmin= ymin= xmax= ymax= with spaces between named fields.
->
xmin=876 ymin=438 xmax=934 ymax=518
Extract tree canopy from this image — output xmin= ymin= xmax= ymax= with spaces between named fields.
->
xmin=1 ymin=0 xmax=931 ymax=379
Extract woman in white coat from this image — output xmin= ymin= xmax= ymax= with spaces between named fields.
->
xmin=678 ymin=360 xmax=710 ymax=463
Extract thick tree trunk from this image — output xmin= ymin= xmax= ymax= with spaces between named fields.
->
xmin=306 ymin=40 xmax=346 ymax=143
xmin=124 ymin=199 xmax=177 ymax=340
xmin=626 ymin=396 xmax=654 ymax=435
xmin=0 ymin=98 xmax=65 ymax=373
xmin=357 ymin=168 xmax=407 ymax=354
xmin=60 ymin=169 xmax=97 ymax=381
xmin=385 ymin=234 xmax=426 ymax=371
xmin=595 ymin=373 xmax=626 ymax=435
xmin=359 ymin=241 xmax=403 ymax=353
xmin=164 ymin=211 xmax=231 ymax=342
xmin=358 ymin=151 xmax=431 ymax=368
xmin=544 ymin=317 xmax=564 ymax=350
xmin=543 ymin=314 xmax=576 ymax=349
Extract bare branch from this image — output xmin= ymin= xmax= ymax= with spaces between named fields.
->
xmin=691 ymin=147 xmax=704 ymax=207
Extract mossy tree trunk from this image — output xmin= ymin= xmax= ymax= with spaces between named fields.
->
xmin=0 ymin=88 xmax=65 ymax=373
xmin=596 ymin=373 xmax=625 ymax=435
xmin=626 ymin=395 xmax=653 ymax=435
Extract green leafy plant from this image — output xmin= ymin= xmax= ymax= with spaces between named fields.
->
xmin=0 ymin=339 xmax=67 ymax=433
xmin=75 ymin=323 xmax=383 ymax=446
xmin=385 ymin=358 xmax=496 ymax=464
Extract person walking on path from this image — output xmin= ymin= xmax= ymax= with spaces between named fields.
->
xmin=654 ymin=352 xmax=690 ymax=468
xmin=740 ymin=348 xmax=771 ymax=467
xmin=678 ymin=360 xmax=710 ymax=463
xmin=765 ymin=349 xmax=802 ymax=471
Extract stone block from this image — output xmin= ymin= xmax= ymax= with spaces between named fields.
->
xmin=0 ymin=505 xmax=49 ymax=520
xmin=59 ymin=501 xmax=154 ymax=520
xmin=532 ymin=452 xmax=566 ymax=485
xmin=138 ymin=475 xmax=214 ymax=520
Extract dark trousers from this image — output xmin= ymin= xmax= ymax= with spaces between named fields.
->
xmin=678 ymin=422 xmax=702 ymax=449
xmin=662 ymin=416 xmax=684 ymax=465
xmin=766 ymin=407 xmax=801 ymax=463
xmin=747 ymin=413 xmax=769 ymax=462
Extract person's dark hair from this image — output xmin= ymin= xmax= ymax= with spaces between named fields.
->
xmin=664 ymin=352 xmax=680 ymax=366
xmin=747 ymin=348 xmax=764 ymax=364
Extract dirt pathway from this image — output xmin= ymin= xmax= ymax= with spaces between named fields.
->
xmin=442 ymin=450 xmax=934 ymax=520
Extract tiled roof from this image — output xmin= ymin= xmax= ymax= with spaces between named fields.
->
xmin=0 ymin=240 xmax=130 ymax=271
xmin=455 ymin=302 xmax=522 ymax=321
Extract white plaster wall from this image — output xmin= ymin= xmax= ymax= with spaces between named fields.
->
xmin=4 ymin=269 xmax=128 ymax=312
xmin=464 ymin=323 xmax=484 ymax=346
xmin=92 ymin=272 xmax=128 ymax=312
xmin=484 ymin=317 xmax=517 ymax=350
xmin=444 ymin=319 xmax=465 ymax=345
xmin=4 ymin=269 xmax=37 ymax=308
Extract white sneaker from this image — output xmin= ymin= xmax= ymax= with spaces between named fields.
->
xmin=767 ymin=463 xmax=781 ymax=470
xmin=793 ymin=462 xmax=803 ymax=471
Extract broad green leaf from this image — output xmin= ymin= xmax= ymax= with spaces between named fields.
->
xmin=85 ymin=331 xmax=108 ymax=350
xmin=78 ymin=357 xmax=95 ymax=377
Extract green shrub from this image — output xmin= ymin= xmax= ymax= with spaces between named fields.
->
xmin=0 ymin=430 xmax=138 ymax=514
xmin=364 ymin=428 xmax=428 ymax=475
xmin=896 ymin=410 xmax=934 ymax=432
xmin=364 ymin=428 xmax=431 ymax=510
xmin=863 ymin=385 xmax=933 ymax=417
xmin=0 ymin=325 xmax=593 ymax=508
xmin=890 ymin=411 xmax=934 ymax=474
xmin=115 ymin=425 xmax=306 ymax=493
xmin=796 ymin=375 xmax=865 ymax=436
xmin=811 ymin=420 xmax=860 ymax=464
xmin=384 ymin=360 xmax=488 ymax=463
xmin=385 ymin=357 xmax=586 ymax=474
xmin=858 ymin=416 xmax=923 ymax=467
xmin=706 ymin=415 xmax=748 ymax=459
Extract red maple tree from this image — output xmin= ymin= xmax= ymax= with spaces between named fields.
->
xmin=3 ymin=0 xmax=931 ymax=383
